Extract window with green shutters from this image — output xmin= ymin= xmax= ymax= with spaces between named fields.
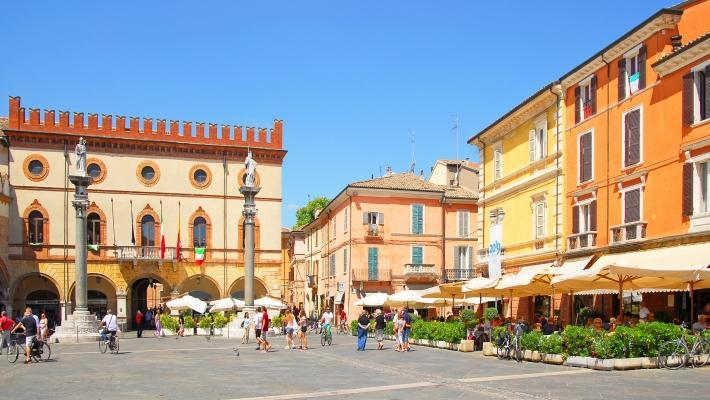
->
xmin=411 ymin=246 xmax=423 ymax=264
xmin=367 ymin=247 xmax=378 ymax=280
xmin=330 ymin=253 xmax=336 ymax=276
xmin=343 ymin=248 xmax=348 ymax=274
xmin=411 ymin=204 xmax=424 ymax=234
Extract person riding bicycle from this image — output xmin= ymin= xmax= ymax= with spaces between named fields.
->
xmin=321 ymin=307 xmax=334 ymax=337
xmin=10 ymin=307 xmax=38 ymax=364
xmin=99 ymin=309 xmax=118 ymax=345
xmin=338 ymin=309 xmax=347 ymax=332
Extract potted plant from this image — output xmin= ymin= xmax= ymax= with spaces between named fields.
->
xmin=213 ymin=313 xmax=227 ymax=335
xmin=458 ymin=309 xmax=476 ymax=352
xmin=521 ymin=331 xmax=542 ymax=362
xmin=540 ymin=334 xmax=564 ymax=364
xmin=183 ymin=314 xmax=195 ymax=336
xmin=197 ymin=314 xmax=212 ymax=335
xmin=562 ymin=326 xmax=592 ymax=368
xmin=160 ymin=314 xmax=177 ymax=336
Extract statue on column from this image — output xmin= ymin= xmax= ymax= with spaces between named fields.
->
xmin=75 ymin=137 xmax=87 ymax=176
xmin=244 ymin=150 xmax=257 ymax=187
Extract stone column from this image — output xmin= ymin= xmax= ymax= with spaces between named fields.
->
xmin=239 ymin=185 xmax=260 ymax=308
xmin=69 ymin=174 xmax=92 ymax=313
xmin=116 ymin=290 xmax=127 ymax=330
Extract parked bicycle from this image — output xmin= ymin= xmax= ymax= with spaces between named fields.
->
xmin=658 ymin=324 xmax=709 ymax=369
xmin=6 ymin=333 xmax=51 ymax=363
xmin=496 ymin=330 xmax=522 ymax=362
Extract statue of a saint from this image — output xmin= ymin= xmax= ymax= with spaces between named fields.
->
xmin=75 ymin=137 xmax=87 ymax=176
xmin=244 ymin=150 xmax=257 ymax=187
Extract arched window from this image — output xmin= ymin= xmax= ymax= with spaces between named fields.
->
xmin=28 ymin=210 xmax=44 ymax=244
xmin=193 ymin=217 xmax=207 ymax=247
xmin=87 ymin=213 xmax=101 ymax=245
xmin=141 ymin=215 xmax=155 ymax=247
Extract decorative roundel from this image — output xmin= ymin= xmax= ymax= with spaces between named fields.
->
xmin=23 ymin=154 xmax=49 ymax=182
xmin=237 ymin=168 xmax=261 ymax=188
xmin=189 ymin=164 xmax=212 ymax=190
xmin=86 ymin=158 xmax=107 ymax=185
xmin=136 ymin=160 xmax=160 ymax=187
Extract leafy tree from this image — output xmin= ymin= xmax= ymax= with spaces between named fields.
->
xmin=293 ymin=196 xmax=330 ymax=229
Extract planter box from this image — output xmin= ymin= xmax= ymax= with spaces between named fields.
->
xmin=458 ymin=340 xmax=474 ymax=352
xmin=482 ymin=342 xmax=496 ymax=356
xmin=196 ymin=328 xmax=210 ymax=335
xmin=589 ymin=358 xmax=614 ymax=371
xmin=213 ymin=328 xmax=223 ymax=336
xmin=523 ymin=350 xmax=533 ymax=361
xmin=641 ymin=357 xmax=658 ymax=369
xmin=542 ymin=354 xmax=564 ymax=365
xmin=184 ymin=329 xmax=194 ymax=336
xmin=162 ymin=329 xmax=175 ymax=336
xmin=530 ymin=350 xmax=541 ymax=362
xmin=565 ymin=356 xmax=590 ymax=368
xmin=614 ymin=358 xmax=643 ymax=370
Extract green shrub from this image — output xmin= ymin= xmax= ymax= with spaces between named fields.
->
xmin=562 ymin=325 xmax=592 ymax=357
xmin=385 ymin=321 xmax=394 ymax=336
xmin=350 ymin=320 xmax=358 ymax=335
xmin=213 ymin=313 xmax=227 ymax=329
xmin=520 ymin=331 xmax=542 ymax=352
xmin=184 ymin=315 xmax=195 ymax=329
xmin=160 ymin=314 xmax=177 ymax=331
xmin=491 ymin=326 xmax=506 ymax=343
xmin=539 ymin=333 xmax=562 ymax=355
xmin=484 ymin=307 xmax=499 ymax=322
xmin=198 ymin=314 xmax=212 ymax=329
xmin=460 ymin=309 xmax=476 ymax=328
xmin=271 ymin=315 xmax=283 ymax=328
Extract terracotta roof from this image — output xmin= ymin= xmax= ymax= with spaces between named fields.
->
xmin=350 ymin=173 xmax=477 ymax=199
xmin=652 ymin=31 xmax=710 ymax=67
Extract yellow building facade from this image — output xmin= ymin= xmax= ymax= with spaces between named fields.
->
xmin=469 ymin=84 xmax=566 ymax=320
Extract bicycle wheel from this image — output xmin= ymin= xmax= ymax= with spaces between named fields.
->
xmin=32 ymin=341 xmax=51 ymax=362
xmin=99 ymin=338 xmax=108 ymax=353
xmin=111 ymin=338 xmax=120 ymax=355
xmin=327 ymin=333 xmax=332 ymax=346
xmin=321 ymin=333 xmax=326 ymax=346
xmin=7 ymin=342 xmax=19 ymax=363
xmin=513 ymin=343 xmax=523 ymax=363
xmin=691 ymin=339 xmax=710 ymax=368
xmin=659 ymin=340 xmax=687 ymax=370
xmin=496 ymin=343 xmax=508 ymax=360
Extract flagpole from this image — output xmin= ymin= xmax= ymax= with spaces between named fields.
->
xmin=130 ymin=200 xmax=135 ymax=246
xmin=110 ymin=197 xmax=116 ymax=255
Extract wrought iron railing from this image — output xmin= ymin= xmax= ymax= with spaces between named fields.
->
xmin=403 ymin=263 xmax=436 ymax=274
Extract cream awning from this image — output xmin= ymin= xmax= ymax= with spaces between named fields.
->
xmin=354 ymin=292 xmax=388 ymax=307
xmin=553 ymin=256 xmax=594 ymax=276
xmin=496 ymin=262 xmax=556 ymax=296
xmin=420 ymin=282 xmax=467 ymax=299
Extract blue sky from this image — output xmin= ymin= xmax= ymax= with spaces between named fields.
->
xmin=1 ymin=0 xmax=672 ymax=228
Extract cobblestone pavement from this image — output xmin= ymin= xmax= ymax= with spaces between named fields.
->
xmin=0 ymin=333 xmax=708 ymax=400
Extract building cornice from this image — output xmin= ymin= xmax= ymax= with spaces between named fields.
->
xmin=479 ymin=167 xmax=561 ymax=206
xmin=652 ymin=32 xmax=710 ymax=77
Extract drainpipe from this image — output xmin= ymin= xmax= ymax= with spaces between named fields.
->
xmin=63 ymin=142 xmax=69 ymax=320
xmin=549 ymin=84 xmax=562 ymax=254
xmin=602 ymin=54 xmax=612 ymax=314
xmin=347 ymin=193 xmax=352 ymax=319
xmin=223 ymin=152 xmax=227 ymax=298
xmin=476 ymin=138 xmax=486 ymax=276
xmin=440 ymin=193 xmax=446 ymax=284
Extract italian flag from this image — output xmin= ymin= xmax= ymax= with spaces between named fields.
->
xmin=88 ymin=244 xmax=100 ymax=252
xmin=629 ymin=71 xmax=640 ymax=94
xmin=195 ymin=247 xmax=206 ymax=266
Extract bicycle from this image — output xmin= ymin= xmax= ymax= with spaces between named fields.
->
xmin=320 ymin=324 xmax=333 ymax=346
xmin=658 ymin=325 xmax=710 ymax=369
xmin=337 ymin=321 xmax=348 ymax=335
xmin=495 ymin=330 xmax=522 ymax=362
xmin=98 ymin=331 xmax=120 ymax=355
xmin=7 ymin=333 xmax=51 ymax=363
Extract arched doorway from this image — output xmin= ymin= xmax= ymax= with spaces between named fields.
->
xmin=129 ymin=277 xmax=167 ymax=330
xmin=12 ymin=274 xmax=61 ymax=327
xmin=69 ymin=274 xmax=117 ymax=320
xmin=178 ymin=275 xmax=220 ymax=302
xmin=228 ymin=277 xmax=268 ymax=300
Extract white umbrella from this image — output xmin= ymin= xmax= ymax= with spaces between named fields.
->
xmin=386 ymin=290 xmax=444 ymax=308
xmin=354 ymin=293 xmax=388 ymax=307
xmin=209 ymin=297 xmax=245 ymax=312
xmin=455 ymin=297 xmax=497 ymax=306
xmin=166 ymin=294 xmax=208 ymax=314
xmin=255 ymin=296 xmax=288 ymax=310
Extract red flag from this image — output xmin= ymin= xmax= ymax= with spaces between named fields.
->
xmin=175 ymin=205 xmax=181 ymax=261
xmin=160 ymin=205 xmax=166 ymax=259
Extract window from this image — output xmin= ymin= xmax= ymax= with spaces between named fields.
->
xmin=575 ymin=76 xmax=597 ymax=123
xmin=363 ymin=211 xmax=383 ymax=225
xmin=88 ymin=163 xmax=102 ymax=179
xmin=493 ymin=143 xmax=503 ymax=180
xmin=578 ymin=131 xmax=593 ymax=183
xmin=683 ymin=160 xmax=710 ymax=218
xmin=28 ymin=210 xmax=44 ymax=244
xmin=572 ymin=200 xmax=597 ymax=248
xmin=533 ymin=201 xmax=545 ymax=239
xmin=193 ymin=217 xmax=207 ymax=247
xmin=457 ymin=210 xmax=469 ymax=238
xmin=344 ymin=208 xmax=348 ymax=233
xmin=367 ymin=247 xmax=378 ymax=280
xmin=194 ymin=169 xmax=207 ymax=184
xmin=333 ymin=216 xmax=336 ymax=238
xmin=343 ymin=248 xmax=348 ymax=274
xmin=700 ymin=162 xmax=710 ymax=214
xmin=454 ymin=246 xmax=472 ymax=270
xmin=137 ymin=160 xmax=160 ymax=187
xmin=315 ymin=229 xmax=319 ymax=247
xmin=141 ymin=166 xmax=155 ymax=181
xmin=87 ymin=212 xmax=101 ymax=245
xmin=618 ymin=45 xmax=647 ymax=101
xmin=623 ymin=108 xmax=642 ymax=168
xmin=529 ymin=119 xmax=547 ymax=162
xmin=329 ymin=253 xmax=336 ymax=276
xmin=411 ymin=246 xmax=423 ymax=264
xmin=683 ymin=63 xmax=709 ymax=125
xmin=411 ymin=204 xmax=424 ymax=234
xmin=141 ymin=215 xmax=155 ymax=246
xmin=624 ymin=188 xmax=642 ymax=224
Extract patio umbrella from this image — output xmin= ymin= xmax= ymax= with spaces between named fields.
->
xmin=166 ymin=294 xmax=208 ymax=314
xmin=385 ymin=290 xmax=444 ymax=308
xmin=495 ymin=263 xmax=564 ymax=316
xmin=354 ymin=292 xmax=388 ymax=307
xmin=209 ymin=297 xmax=245 ymax=312
xmin=254 ymin=296 xmax=288 ymax=310
xmin=455 ymin=297 xmax=497 ymax=306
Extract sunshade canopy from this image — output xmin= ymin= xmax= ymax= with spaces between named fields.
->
xmin=209 ymin=297 xmax=245 ymax=312
xmin=354 ymin=292 xmax=389 ymax=307
xmin=166 ymin=295 xmax=208 ymax=314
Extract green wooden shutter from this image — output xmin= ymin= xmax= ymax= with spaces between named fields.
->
xmin=412 ymin=205 xmax=423 ymax=234
xmin=368 ymin=247 xmax=378 ymax=280
xmin=411 ymin=246 xmax=423 ymax=264
xmin=343 ymin=248 xmax=348 ymax=274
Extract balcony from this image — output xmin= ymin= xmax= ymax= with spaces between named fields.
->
xmin=352 ymin=268 xmax=391 ymax=282
xmin=443 ymin=268 xmax=476 ymax=282
xmin=307 ymin=275 xmax=317 ymax=288
xmin=403 ymin=263 xmax=438 ymax=281
xmin=364 ymin=224 xmax=383 ymax=241
xmin=116 ymin=246 xmax=179 ymax=268
xmin=567 ymin=231 xmax=597 ymax=251
xmin=610 ymin=221 xmax=647 ymax=244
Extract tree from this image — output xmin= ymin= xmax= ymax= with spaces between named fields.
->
xmin=293 ymin=196 xmax=330 ymax=229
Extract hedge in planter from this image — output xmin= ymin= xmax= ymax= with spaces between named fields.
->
xmin=213 ymin=313 xmax=227 ymax=329
xmin=520 ymin=331 xmax=542 ymax=352
xmin=199 ymin=315 xmax=213 ymax=329
xmin=160 ymin=314 xmax=178 ymax=332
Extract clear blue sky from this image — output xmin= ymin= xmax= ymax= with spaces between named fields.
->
xmin=1 ymin=0 xmax=672 ymax=228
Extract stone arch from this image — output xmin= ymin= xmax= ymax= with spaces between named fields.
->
xmin=127 ymin=273 xmax=172 ymax=329
xmin=188 ymin=206 xmax=212 ymax=251
xmin=177 ymin=274 xmax=221 ymax=301
xmin=237 ymin=216 xmax=261 ymax=251
xmin=135 ymin=204 xmax=161 ymax=247
xmin=68 ymin=273 xmax=118 ymax=316
xmin=10 ymin=272 xmax=62 ymax=325
xmin=228 ymin=276 xmax=268 ymax=300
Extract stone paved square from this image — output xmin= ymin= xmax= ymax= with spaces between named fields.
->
xmin=1 ymin=333 xmax=708 ymax=400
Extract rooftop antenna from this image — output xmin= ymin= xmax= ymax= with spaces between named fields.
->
xmin=452 ymin=114 xmax=459 ymax=161
xmin=409 ymin=130 xmax=416 ymax=174
xmin=379 ymin=166 xmax=382 ymax=177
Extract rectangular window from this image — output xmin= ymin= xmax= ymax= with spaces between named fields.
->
xmin=624 ymin=188 xmax=642 ymax=223
xmin=457 ymin=210 xmax=469 ymax=238
xmin=623 ymin=108 xmax=642 ymax=168
xmin=411 ymin=204 xmax=424 ymax=234
xmin=579 ymin=80 xmax=593 ymax=120
xmin=333 ymin=216 xmax=336 ymax=238
xmin=579 ymin=204 xmax=591 ymax=232
xmin=684 ymin=63 xmax=710 ymax=125
xmin=579 ymin=131 xmax=593 ymax=183
xmin=534 ymin=201 xmax=545 ymax=239
xmin=344 ymin=208 xmax=348 ymax=233
xmin=330 ymin=253 xmax=336 ymax=276
xmin=364 ymin=211 xmax=382 ymax=225
xmin=315 ymin=229 xmax=319 ymax=247
xmin=529 ymin=120 xmax=547 ymax=162
xmin=699 ymin=161 xmax=710 ymax=214
xmin=411 ymin=246 xmax=423 ymax=264
xmin=343 ymin=248 xmax=348 ymax=274
xmin=367 ymin=247 xmax=378 ymax=280
xmin=493 ymin=144 xmax=503 ymax=180
xmin=454 ymin=246 xmax=471 ymax=269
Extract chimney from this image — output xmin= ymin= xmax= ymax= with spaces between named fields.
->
xmin=385 ymin=166 xmax=393 ymax=176
xmin=671 ymin=35 xmax=683 ymax=50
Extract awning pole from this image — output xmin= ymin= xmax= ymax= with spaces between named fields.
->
xmin=618 ymin=279 xmax=624 ymax=323
xmin=550 ymin=286 xmax=555 ymax=318
xmin=509 ymin=289 xmax=513 ymax=319
xmin=690 ymin=281 xmax=695 ymax=325
xmin=479 ymin=294 xmax=482 ymax=317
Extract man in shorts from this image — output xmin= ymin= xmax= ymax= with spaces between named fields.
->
xmin=254 ymin=306 xmax=263 ymax=350
xmin=321 ymin=307 xmax=334 ymax=337
xmin=261 ymin=307 xmax=271 ymax=352
xmin=402 ymin=308 xmax=412 ymax=352
xmin=374 ymin=309 xmax=386 ymax=350
xmin=11 ymin=307 xmax=38 ymax=363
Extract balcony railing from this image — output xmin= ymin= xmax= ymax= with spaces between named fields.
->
xmin=567 ymin=231 xmax=597 ymax=251
xmin=443 ymin=268 xmax=476 ymax=282
xmin=352 ymin=268 xmax=391 ymax=281
xmin=307 ymin=275 xmax=317 ymax=287
xmin=365 ymin=224 xmax=381 ymax=237
xmin=403 ymin=263 xmax=436 ymax=275
xmin=610 ymin=221 xmax=647 ymax=244
xmin=116 ymin=246 xmax=179 ymax=262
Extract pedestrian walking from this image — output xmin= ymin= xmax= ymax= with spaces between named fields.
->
xmin=402 ymin=308 xmax=412 ymax=352
xmin=260 ymin=307 xmax=271 ymax=352
xmin=374 ymin=309 xmax=385 ymax=350
xmin=39 ymin=313 xmax=48 ymax=341
xmin=135 ymin=310 xmax=144 ymax=338
xmin=284 ymin=310 xmax=295 ymax=350
xmin=144 ymin=309 xmax=153 ymax=332
xmin=241 ymin=312 xmax=251 ymax=344
xmin=356 ymin=310 xmax=370 ymax=351
xmin=298 ymin=310 xmax=308 ymax=350
xmin=392 ymin=308 xmax=401 ymax=351
xmin=254 ymin=307 xmax=263 ymax=350
xmin=395 ymin=309 xmax=405 ymax=352
xmin=0 ymin=311 xmax=14 ymax=354
xmin=177 ymin=313 xmax=185 ymax=338
xmin=154 ymin=310 xmax=162 ymax=337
